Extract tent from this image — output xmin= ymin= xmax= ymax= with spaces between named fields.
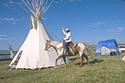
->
xmin=0 ymin=50 xmax=10 ymax=60
xmin=96 ymin=39 xmax=120 ymax=56
xmin=0 ymin=46 xmax=16 ymax=60
xmin=9 ymin=46 xmax=15 ymax=59
xmin=9 ymin=0 xmax=64 ymax=69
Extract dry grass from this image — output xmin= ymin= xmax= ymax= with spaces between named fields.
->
xmin=0 ymin=53 xmax=125 ymax=83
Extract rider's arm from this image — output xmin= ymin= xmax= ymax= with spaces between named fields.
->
xmin=62 ymin=29 xmax=67 ymax=35
xmin=64 ymin=32 xmax=71 ymax=41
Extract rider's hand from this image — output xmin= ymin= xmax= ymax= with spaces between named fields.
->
xmin=61 ymin=27 xmax=64 ymax=30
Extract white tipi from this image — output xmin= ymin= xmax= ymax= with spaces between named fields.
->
xmin=9 ymin=0 xmax=63 ymax=69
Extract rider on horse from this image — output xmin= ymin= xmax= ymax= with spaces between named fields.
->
xmin=61 ymin=27 xmax=72 ymax=56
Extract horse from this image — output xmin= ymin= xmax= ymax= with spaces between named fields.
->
xmin=45 ymin=40 xmax=91 ymax=66
xmin=45 ymin=40 xmax=67 ymax=66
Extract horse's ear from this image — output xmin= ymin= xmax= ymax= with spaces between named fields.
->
xmin=46 ymin=40 xmax=49 ymax=42
xmin=46 ymin=40 xmax=51 ymax=42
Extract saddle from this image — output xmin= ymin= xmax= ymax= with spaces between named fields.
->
xmin=73 ymin=43 xmax=81 ymax=52
xmin=63 ymin=42 xmax=80 ymax=55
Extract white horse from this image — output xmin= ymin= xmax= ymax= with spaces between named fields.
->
xmin=45 ymin=40 xmax=90 ymax=66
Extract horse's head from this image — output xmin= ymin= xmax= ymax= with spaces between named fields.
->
xmin=45 ymin=40 xmax=52 ymax=51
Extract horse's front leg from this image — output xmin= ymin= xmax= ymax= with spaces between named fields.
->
xmin=62 ymin=55 xmax=67 ymax=65
xmin=55 ymin=54 xmax=64 ymax=66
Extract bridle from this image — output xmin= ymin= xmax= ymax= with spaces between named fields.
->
xmin=45 ymin=40 xmax=52 ymax=51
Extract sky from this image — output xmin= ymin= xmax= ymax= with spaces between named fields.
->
xmin=0 ymin=0 xmax=125 ymax=50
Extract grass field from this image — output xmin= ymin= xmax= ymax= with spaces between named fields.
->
xmin=0 ymin=54 xmax=125 ymax=83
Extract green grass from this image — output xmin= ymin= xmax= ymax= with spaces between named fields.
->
xmin=0 ymin=54 xmax=125 ymax=83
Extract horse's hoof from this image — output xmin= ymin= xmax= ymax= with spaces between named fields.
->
xmin=80 ymin=64 xmax=83 ymax=67
xmin=54 ymin=66 xmax=58 ymax=69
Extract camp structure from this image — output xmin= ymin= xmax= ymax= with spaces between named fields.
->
xmin=9 ymin=0 xmax=64 ymax=69
xmin=0 ymin=46 xmax=15 ymax=60
xmin=96 ymin=39 xmax=120 ymax=56
xmin=119 ymin=44 xmax=125 ymax=53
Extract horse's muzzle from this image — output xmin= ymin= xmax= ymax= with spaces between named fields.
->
xmin=45 ymin=48 xmax=48 ymax=51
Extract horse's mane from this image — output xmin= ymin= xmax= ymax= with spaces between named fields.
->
xmin=51 ymin=41 xmax=58 ymax=45
xmin=51 ymin=41 xmax=63 ymax=49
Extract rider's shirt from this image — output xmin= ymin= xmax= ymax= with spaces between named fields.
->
xmin=62 ymin=29 xmax=72 ymax=43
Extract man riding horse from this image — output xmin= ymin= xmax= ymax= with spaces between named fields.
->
xmin=61 ymin=27 xmax=72 ymax=56
xmin=45 ymin=27 xmax=93 ymax=67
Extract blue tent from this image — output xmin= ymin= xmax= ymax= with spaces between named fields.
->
xmin=96 ymin=39 xmax=119 ymax=56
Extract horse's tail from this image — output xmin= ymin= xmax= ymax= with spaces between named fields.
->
xmin=84 ymin=43 xmax=95 ymax=60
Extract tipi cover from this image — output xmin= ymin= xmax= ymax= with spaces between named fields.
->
xmin=9 ymin=0 xmax=64 ymax=69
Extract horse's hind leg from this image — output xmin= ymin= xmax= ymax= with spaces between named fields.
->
xmin=83 ymin=53 xmax=89 ymax=64
xmin=79 ymin=52 xmax=84 ymax=66
xmin=80 ymin=55 xmax=84 ymax=66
